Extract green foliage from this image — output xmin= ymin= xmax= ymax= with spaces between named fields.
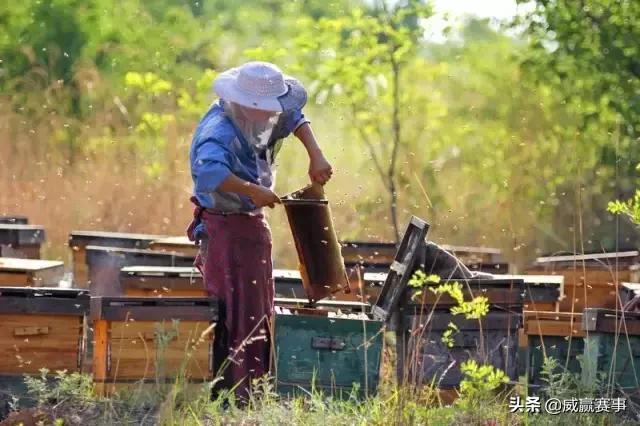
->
xmin=409 ymin=270 xmax=490 ymax=348
xmin=246 ymin=1 xmax=439 ymax=239
xmin=608 ymin=164 xmax=640 ymax=226
xmin=24 ymin=368 xmax=94 ymax=407
xmin=608 ymin=190 xmax=640 ymax=226
xmin=517 ymin=0 xmax=640 ymax=251
xmin=459 ymin=359 xmax=508 ymax=399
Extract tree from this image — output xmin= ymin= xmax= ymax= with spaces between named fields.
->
xmin=516 ymin=0 xmax=640 ymax=250
xmin=248 ymin=0 xmax=434 ymax=242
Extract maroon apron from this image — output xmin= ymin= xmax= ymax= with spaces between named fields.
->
xmin=188 ymin=201 xmax=274 ymax=399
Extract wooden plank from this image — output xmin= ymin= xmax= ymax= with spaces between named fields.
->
xmin=0 ymin=225 xmax=46 ymax=245
xmin=620 ymin=282 xmax=640 ymax=306
xmin=120 ymin=274 xmax=204 ymax=292
xmin=13 ymin=326 xmax=49 ymax=337
xmin=121 ymin=266 xmax=200 ymax=276
xmin=523 ymin=312 xmax=584 ymax=337
xmin=69 ymin=230 xmax=166 ymax=249
xmin=1 ymin=244 xmax=41 ymax=260
xmin=0 ymin=216 xmax=28 ymax=225
xmin=372 ymin=216 xmax=430 ymax=322
xmin=123 ymin=289 xmax=207 ymax=298
xmin=149 ymin=236 xmax=198 ymax=256
xmin=408 ymin=288 xmax=523 ymax=307
xmin=72 ymin=249 xmax=88 ymax=288
xmin=0 ymin=315 xmax=82 ymax=374
xmin=90 ymin=297 xmax=218 ymax=322
xmin=583 ymin=308 xmax=640 ymax=335
xmin=106 ymin=319 xmax=213 ymax=380
xmin=527 ymin=267 xmax=629 ymax=311
xmin=93 ymin=320 xmax=108 ymax=382
xmin=0 ymin=258 xmax=63 ymax=272
xmin=536 ymin=251 xmax=639 ymax=264
xmin=523 ymin=302 xmax=558 ymax=312
xmin=87 ymin=246 xmax=196 ymax=297
xmin=109 ymin=351 xmax=211 ymax=379
xmin=405 ymin=311 xmax=521 ymax=332
xmin=559 ymin=284 xmax=620 ymax=311
xmin=0 ymin=293 xmax=89 ymax=316
xmin=0 ymin=259 xmax=63 ymax=287
xmin=0 ymin=273 xmax=30 ymax=286
xmin=110 ymin=320 xmax=213 ymax=340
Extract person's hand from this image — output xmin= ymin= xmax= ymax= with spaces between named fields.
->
xmin=309 ymin=152 xmax=333 ymax=185
xmin=248 ymin=185 xmax=281 ymax=208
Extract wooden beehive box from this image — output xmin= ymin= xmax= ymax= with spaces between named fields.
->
xmin=148 ymin=236 xmax=198 ymax=257
xmin=522 ymin=311 xmax=584 ymax=391
xmin=0 ymin=258 xmax=64 ymax=287
xmin=85 ymin=246 xmax=194 ymax=295
xmin=273 ymin=298 xmax=383 ymax=397
xmin=90 ymin=297 xmax=218 ymax=396
xmin=273 ymin=268 xmax=386 ymax=304
xmin=0 ymin=216 xmax=28 ymax=225
xmin=273 ymin=313 xmax=382 ymax=398
xmin=272 ymin=215 xmax=429 ymax=398
xmin=342 ymin=241 xmax=508 ymax=275
xmin=341 ymin=271 xmax=387 ymax=304
xmin=619 ymin=282 xmax=640 ymax=307
xmin=394 ymin=278 xmax=524 ymax=388
xmin=69 ymin=231 xmax=167 ymax=288
xmin=582 ymin=308 xmax=640 ymax=392
xmin=526 ymin=251 xmax=640 ymax=312
xmin=0 ymin=224 xmax=45 ymax=259
xmin=400 ymin=277 xmax=525 ymax=318
xmin=120 ymin=266 xmax=205 ymax=297
xmin=399 ymin=311 xmax=522 ymax=388
xmin=501 ymin=274 xmax=563 ymax=312
xmin=440 ymin=244 xmax=508 ymax=274
xmin=0 ymin=287 xmax=89 ymax=376
xmin=341 ymin=241 xmax=397 ymax=271
xmin=273 ymin=269 xmax=304 ymax=298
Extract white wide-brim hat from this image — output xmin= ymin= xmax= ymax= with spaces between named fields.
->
xmin=213 ymin=61 xmax=307 ymax=112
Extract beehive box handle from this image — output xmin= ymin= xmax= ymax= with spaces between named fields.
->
xmin=13 ymin=326 xmax=49 ymax=336
xmin=311 ymin=336 xmax=346 ymax=351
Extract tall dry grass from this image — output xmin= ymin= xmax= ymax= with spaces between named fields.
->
xmin=0 ymin=76 xmax=550 ymax=272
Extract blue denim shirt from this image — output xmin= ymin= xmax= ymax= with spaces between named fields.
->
xmin=190 ymin=100 xmax=308 ymax=212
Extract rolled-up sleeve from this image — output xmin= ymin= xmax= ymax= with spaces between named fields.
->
xmin=192 ymin=139 xmax=233 ymax=193
xmin=284 ymin=109 xmax=310 ymax=135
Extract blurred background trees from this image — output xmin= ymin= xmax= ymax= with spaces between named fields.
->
xmin=0 ymin=0 xmax=638 ymax=268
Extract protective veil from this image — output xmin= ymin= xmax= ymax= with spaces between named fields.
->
xmin=224 ymin=101 xmax=280 ymax=189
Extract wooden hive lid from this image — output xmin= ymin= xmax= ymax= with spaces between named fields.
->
xmin=85 ymin=245 xmax=195 ymax=267
xmin=0 ymin=257 xmax=63 ymax=272
xmin=149 ymin=236 xmax=193 ymax=246
xmin=535 ymin=250 xmax=640 ymax=267
xmin=90 ymin=296 xmax=218 ymax=321
xmin=69 ymin=230 xmax=167 ymax=249
xmin=121 ymin=266 xmax=201 ymax=277
xmin=0 ymin=215 xmax=28 ymax=224
xmin=0 ymin=286 xmax=89 ymax=315
xmin=372 ymin=215 xmax=430 ymax=322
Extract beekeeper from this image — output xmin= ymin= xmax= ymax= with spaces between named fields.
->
xmin=187 ymin=61 xmax=332 ymax=399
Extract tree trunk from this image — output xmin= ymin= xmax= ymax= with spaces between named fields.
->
xmin=388 ymin=55 xmax=401 ymax=243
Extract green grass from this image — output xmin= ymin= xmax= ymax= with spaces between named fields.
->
xmin=4 ymin=358 xmax=637 ymax=426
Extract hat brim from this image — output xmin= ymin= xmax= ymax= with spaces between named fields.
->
xmin=214 ymin=68 xmax=307 ymax=112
